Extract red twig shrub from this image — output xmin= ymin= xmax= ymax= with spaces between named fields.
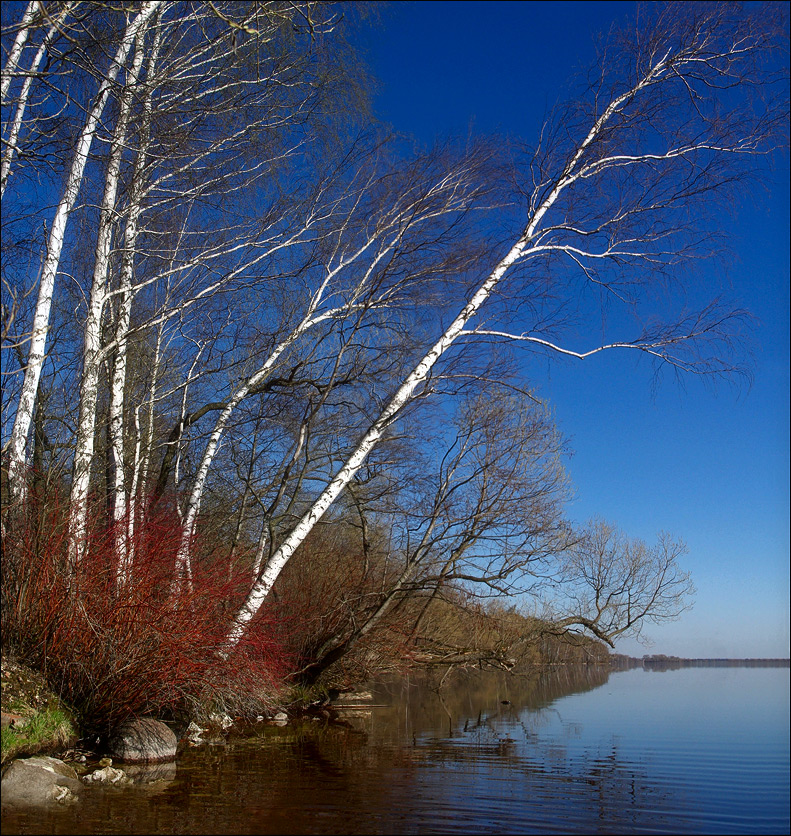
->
xmin=2 ymin=495 xmax=290 ymax=734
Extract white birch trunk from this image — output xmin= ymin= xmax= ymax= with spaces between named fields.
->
xmin=109 ymin=222 xmax=138 ymax=580
xmin=111 ymin=23 xmax=162 ymax=586
xmin=68 ymin=15 xmax=154 ymax=566
xmin=171 ymin=323 xmax=311 ymax=591
xmin=6 ymin=1 xmax=162 ymax=508
xmin=0 ymin=4 xmax=75 ymax=197
xmin=219 ymin=51 xmax=666 ymax=650
xmin=0 ymin=0 xmax=38 ymax=105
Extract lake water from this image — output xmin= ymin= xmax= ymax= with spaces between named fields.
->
xmin=2 ymin=665 xmax=789 ymax=834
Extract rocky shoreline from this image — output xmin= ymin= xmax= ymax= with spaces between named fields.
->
xmin=1 ymin=653 xmax=371 ymax=809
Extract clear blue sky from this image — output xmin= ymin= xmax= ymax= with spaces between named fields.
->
xmin=360 ymin=1 xmax=790 ymax=658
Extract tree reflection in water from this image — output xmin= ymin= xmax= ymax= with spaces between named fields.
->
xmin=0 ymin=667 xmax=754 ymax=835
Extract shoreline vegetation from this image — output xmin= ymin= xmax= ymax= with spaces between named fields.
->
xmin=2 ymin=0 xmax=788 ymax=807
xmin=612 ymin=655 xmax=791 ymax=670
xmin=2 ymin=650 xmax=788 ymax=771
xmin=0 ymin=618 xmax=615 ymax=767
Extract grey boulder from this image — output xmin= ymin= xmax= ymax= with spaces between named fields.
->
xmin=1 ymin=756 xmax=82 ymax=807
xmin=107 ymin=717 xmax=177 ymax=763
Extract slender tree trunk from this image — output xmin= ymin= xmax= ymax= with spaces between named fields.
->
xmin=1 ymin=4 xmax=76 ymax=197
xmin=7 ymin=1 xmax=162 ymax=509
xmin=110 ymin=21 xmax=163 ymax=586
xmin=0 ymin=0 xmax=38 ymax=105
xmin=68 ymin=17 xmax=153 ymax=566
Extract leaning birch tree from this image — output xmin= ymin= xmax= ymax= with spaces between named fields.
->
xmin=221 ymin=2 xmax=788 ymax=651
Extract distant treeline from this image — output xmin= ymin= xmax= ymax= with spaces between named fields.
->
xmin=609 ymin=654 xmax=790 ymax=671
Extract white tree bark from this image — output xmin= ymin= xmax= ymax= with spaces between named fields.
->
xmin=68 ymin=17 xmax=154 ymax=567
xmin=6 ymin=1 xmax=162 ymax=508
xmin=0 ymin=0 xmax=38 ymax=105
xmin=0 ymin=4 xmax=77 ymax=198
xmin=221 ymin=45 xmax=681 ymax=651
xmin=110 ymin=21 xmax=163 ymax=586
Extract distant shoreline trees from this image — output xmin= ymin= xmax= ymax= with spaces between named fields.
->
xmin=610 ymin=655 xmax=791 ymax=671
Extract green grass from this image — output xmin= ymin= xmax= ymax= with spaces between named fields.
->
xmin=1 ymin=706 xmax=77 ymax=764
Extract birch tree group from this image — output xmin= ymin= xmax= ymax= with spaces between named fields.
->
xmin=2 ymin=1 xmax=787 ymax=688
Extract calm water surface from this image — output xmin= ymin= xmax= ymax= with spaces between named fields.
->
xmin=3 ymin=665 xmax=789 ymax=834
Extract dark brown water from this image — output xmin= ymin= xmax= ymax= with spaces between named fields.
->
xmin=2 ymin=666 xmax=789 ymax=834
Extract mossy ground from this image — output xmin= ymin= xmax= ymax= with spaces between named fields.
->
xmin=1 ymin=654 xmax=78 ymax=765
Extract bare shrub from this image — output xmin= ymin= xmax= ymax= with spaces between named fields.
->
xmin=2 ymin=496 xmax=289 ymax=733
